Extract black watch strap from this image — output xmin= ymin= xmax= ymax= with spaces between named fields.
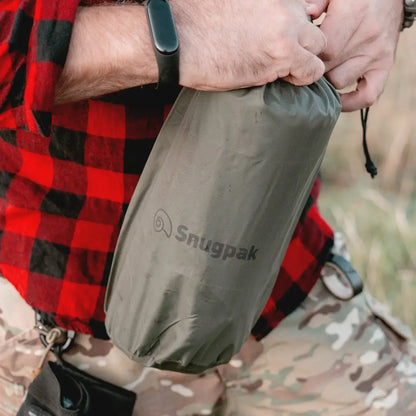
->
xmin=154 ymin=46 xmax=179 ymax=86
xmin=403 ymin=0 xmax=416 ymax=29
xmin=145 ymin=0 xmax=179 ymax=87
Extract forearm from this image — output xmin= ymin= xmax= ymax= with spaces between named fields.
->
xmin=56 ymin=0 xmax=329 ymax=105
xmin=55 ymin=4 xmax=158 ymax=105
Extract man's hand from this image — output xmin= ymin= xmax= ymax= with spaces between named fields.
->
xmin=174 ymin=0 xmax=327 ymax=90
xmin=308 ymin=0 xmax=403 ymax=111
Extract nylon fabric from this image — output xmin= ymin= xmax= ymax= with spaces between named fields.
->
xmin=105 ymin=80 xmax=341 ymax=373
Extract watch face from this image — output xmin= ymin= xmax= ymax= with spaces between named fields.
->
xmin=146 ymin=0 xmax=179 ymax=55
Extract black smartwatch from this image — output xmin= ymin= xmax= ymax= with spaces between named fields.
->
xmin=145 ymin=0 xmax=179 ymax=87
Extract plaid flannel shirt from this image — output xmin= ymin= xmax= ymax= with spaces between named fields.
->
xmin=0 ymin=0 xmax=334 ymax=340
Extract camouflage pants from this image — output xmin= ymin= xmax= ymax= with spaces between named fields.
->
xmin=2 ymin=260 xmax=416 ymax=415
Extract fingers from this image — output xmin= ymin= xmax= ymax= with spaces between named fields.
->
xmin=319 ymin=4 xmax=362 ymax=70
xmin=324 ymin=56 xmax=370 ymax=90
xmin=284 ymin=51 xmax=325 ymax=85
xmin=339 ymin=69 xmax=388 ymax=112
xmin=305 ymin=0 xmax=329 ymax=19
xmin=299 ymin=22 xmax=327 ymax=56
xmin=283 ymin=21 xmax=326 ymax=85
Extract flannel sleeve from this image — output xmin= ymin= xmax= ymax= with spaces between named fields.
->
xmin=0 ymin=1 xmax=81 ymax=136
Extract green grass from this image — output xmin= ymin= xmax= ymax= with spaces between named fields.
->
xmin=319 ymin=184 xmax=416 ymax=328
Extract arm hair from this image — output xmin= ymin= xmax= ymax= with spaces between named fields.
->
xmin=55 ymin=4 xmax=158 ymax=105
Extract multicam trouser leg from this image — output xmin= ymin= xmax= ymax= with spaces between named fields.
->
xmin=216 ymin=282 xmax=416 ymax=416
xmin=0 ymin=278 xmax=40 ymax=415
xmin=0 ymin=275 xmax=226 ymax=416
xmin=2 ymin=256 xmax=416 ymax=415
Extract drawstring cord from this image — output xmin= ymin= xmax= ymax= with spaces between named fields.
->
xmin=32 ymin=327 xmax=67 ymax=378
xmin=32 ymin=312 xmax=76 ymax=378
xmin=360 ymin=107 xmax=377 ymax=178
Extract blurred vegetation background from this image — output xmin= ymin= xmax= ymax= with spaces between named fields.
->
xmin=320 ymin=29 xmax=416 ymax=330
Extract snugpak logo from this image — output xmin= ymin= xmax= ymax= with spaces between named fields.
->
xmin=153 ymin=209 xmax=258 ymax=261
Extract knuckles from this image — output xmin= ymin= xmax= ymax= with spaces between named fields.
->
xmin=290 ymin=59 xmax=325 ymax=86
xmin=324 ymin=71 xmax=348 ymax=90
xmin=359 ymin=87 xmax=379 ymax=108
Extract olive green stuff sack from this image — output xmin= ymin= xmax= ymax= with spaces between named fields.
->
xmin=105 ymin=79 xmax=341 ymax=373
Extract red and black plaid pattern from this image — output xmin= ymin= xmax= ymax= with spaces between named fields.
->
xmin=0 ymin=0 xmax=334 ymax=340
xmin=0 ymin=0 xmax=81 ymax=136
